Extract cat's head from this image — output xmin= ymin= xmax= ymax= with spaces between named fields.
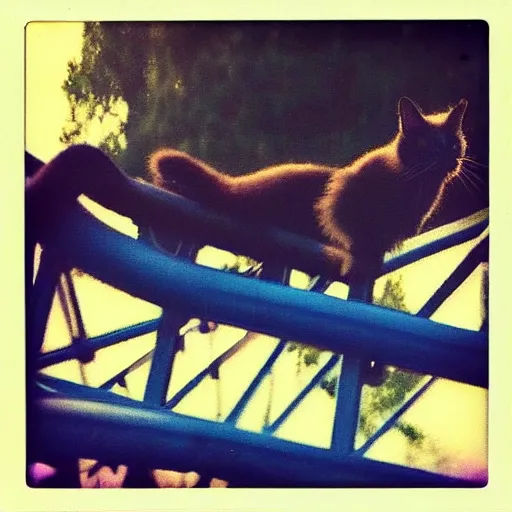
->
xmin=396 ymin=97 xmax=468 ymax=179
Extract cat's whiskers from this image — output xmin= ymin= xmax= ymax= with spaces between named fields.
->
xmin=459 ymin=166 xmax=482 ymax=193
xmin=400 ymin=164 xmax=416 ymax=179
xmin=403 ymin=161 xmax=438 ymax=182
xmin=400 ymin=161 xmax=430 ymax=180
xmin=457 ymin=160 xmax=485 ymax=186
xmin=456 ymin=176 xmax=471 ymax=194
xmin=460 ymin=165 xmax=484 ymax=183
xmin=459 ymin=157 xmax=488 ymax=169
xmin=456 ymin=168 xmax=475 ymax=195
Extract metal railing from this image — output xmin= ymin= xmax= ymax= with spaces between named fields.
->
xmin=26 ymin=148 xmax=488 ymax=487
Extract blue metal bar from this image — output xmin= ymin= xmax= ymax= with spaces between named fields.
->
xmin=259 ymin=262 xmax=291 ymax=283
xmin=381 ymin=217 xmax=488 ymax=276
xmin=330 ymin=357 xmax=365 ymax=454
xmin=330 ymin=277 xmax=375 ymax=454
xmin=37 ymin=318 xmax=160 ymax=369
xmin=142 ymin=235 xmax=201 ymax=406
xmin=165 ymin=332 xmax=255 ymax=409
xmin=28 ymin=249 xmax=63 ymax=355
xmin=355 ymin=377 xmax=437 ymax=455
xmin=99 ymin=348 xmax=155 ymax=390
xmin=343 ymin=235 xmax=488 ymax=454
xmin=55 ymin=273 xmax=93 ymax=375
xmin=225 ymin=340 xmax=287 ymax=424
xmin=264 ymin=354 xmax=340 ymax=435
xmin=224 ymin=263 xmax=295 ymax=424
xmin=55 ymin=278 xmax=78 ymax=339
xmin=42 ymin=206 xmax=488 ymax=388
xmin=417 ymin=236 xmax=488 ymax=319
xmin=62 ymin=271 xmax=87 ymax=338
xmin=32 ymin=396 xmax=482 ymax=487
xmin=175 ymin=274 xmax=333 ymax=421
xmin=35 ymin=374 xmax=152 ymax=409
xmin=128 ymin=178 xmax=348 ymax=282
xmin=143 ymin=311 xmax=186 ymax=406
xmin=225 ymin=276 xmax=333 ymax=426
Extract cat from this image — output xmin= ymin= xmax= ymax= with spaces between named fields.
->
xmin=27 ymin=97 xmax=468 ymax=388
xmin=148 ymin=97 xmax=468 ymax=279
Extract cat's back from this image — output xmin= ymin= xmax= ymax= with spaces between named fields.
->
xmin=233 ymin=162 xmax=334 ymax=196
xmin=226 ymin=162 xmax=335 ymax=240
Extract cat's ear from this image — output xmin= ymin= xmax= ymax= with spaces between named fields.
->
xmin=446 ymin=99 xmax=468 ymax=130
xmin=398 ymin=97 xmax=425 ymax=134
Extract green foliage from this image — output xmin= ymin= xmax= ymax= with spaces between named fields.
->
xmin=373 ymin=275 xmax=408 ymax=312
xmin=395 ymin=421 xmax=425 ymax=446
xmin=358 ymin=368 xmax=424 ymax=442
xmin=60 ymin=23 xmax=128 ymax=158
xmin=319 ymin=373 xmax=337 ymax=397
xmin=362 ymin=369 xmax=422 ymax=416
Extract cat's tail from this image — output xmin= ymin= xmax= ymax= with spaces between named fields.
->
xmin=148 ymin=148 xmax=230 ymax=204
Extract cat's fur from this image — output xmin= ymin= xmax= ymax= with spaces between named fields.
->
xmin=149 ymin=97 xmax=468 ymax=278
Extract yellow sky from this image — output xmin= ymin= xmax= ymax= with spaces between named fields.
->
xmin=25 ymin=22 xmax=85 ymax=161
xmin=25 ymin=20 xmax=488 ymax=484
